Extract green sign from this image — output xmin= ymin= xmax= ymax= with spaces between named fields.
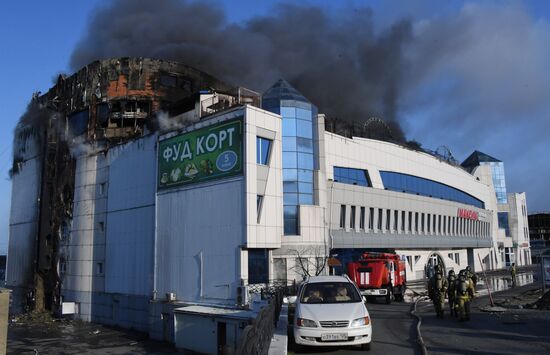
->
xmin=158 ymin=118 xmax=243 ymax=190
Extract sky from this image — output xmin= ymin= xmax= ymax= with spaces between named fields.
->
xmin=1 ymin=0 xmax=550 ymax=254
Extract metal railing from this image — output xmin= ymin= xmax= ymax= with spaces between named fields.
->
xmin=234 ymin=280 xmax=293 ymax=355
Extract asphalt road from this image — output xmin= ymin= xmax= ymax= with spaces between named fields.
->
xmin=418 ymin=284 xmax=550 ymax=355
xmin=288 ymin=298 xmax=422 ymax=354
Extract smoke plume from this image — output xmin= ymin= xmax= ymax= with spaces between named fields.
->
xmin=70 ymin=0 xmax=411 ymax=142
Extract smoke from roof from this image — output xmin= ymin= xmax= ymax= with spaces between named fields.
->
xmin=70 ymin=0 xmax=412 ymax=142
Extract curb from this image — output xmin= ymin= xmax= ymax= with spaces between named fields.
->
xmin=410 ymin=295 xmax=429 ymax=355
xmin=268 ymin=303 xmax=288 ymax=355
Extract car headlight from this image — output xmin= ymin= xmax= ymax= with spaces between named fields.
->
xmin=351 ymin=316 xmax=370 ymax=327
xmin=297 ymin=318 xmax=318 ymax=328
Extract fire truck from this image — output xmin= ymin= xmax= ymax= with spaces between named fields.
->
xmin=347 ymin=252 xmax=407 ymax=304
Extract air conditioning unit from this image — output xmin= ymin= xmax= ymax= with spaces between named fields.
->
xmin=236 ymin=286 xmax=249 ymax=307
xmin=166 ymin=292 xmax=177 ymax=302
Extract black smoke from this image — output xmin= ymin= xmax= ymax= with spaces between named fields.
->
xmin=70 ymin=0 xmax=412 ymax=142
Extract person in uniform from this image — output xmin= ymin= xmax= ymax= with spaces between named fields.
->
xmin=510 ymin=263 xmax=517 ymax=287
xmin=465 ymin=265 xmax=478 ymax=288
xmin=447 ymin=269 xmax=457 ymax=318
xmin=429 ymin=265 xmax=448 ymax=318
xmin=456 ymin=270 xmax=475 ymax=321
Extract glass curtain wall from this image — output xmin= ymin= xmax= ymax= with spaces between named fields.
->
xmin=263 ymin=79 xmax=317 ymax=235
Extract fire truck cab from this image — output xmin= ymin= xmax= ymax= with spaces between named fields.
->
xmin=347 ymin=252 xmax=407 ymax=304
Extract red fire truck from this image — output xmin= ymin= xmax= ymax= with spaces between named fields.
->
xmin=347 ymin=252 xmax=407 ymax=304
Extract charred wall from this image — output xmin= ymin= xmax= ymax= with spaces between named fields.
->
xmin=11 ymin=57 xmax=236 ymax=313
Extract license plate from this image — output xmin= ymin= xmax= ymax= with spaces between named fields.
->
xmin=321 ymin=333 xmax=348 ymax=341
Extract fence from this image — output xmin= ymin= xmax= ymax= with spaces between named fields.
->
xmin=235 ymin=280 xmax=294 ymax=355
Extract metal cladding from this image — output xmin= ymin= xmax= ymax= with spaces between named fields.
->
xmin=8 ymin=57 xmax=238 ymax=313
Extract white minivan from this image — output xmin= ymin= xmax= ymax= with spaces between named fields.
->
xmin=292 ymin=275 xmax=372 ymax=350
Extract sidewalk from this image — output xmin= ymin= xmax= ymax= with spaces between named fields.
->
xmin=268 ymin=303 xmax=288 ymax=355
xmin=416 ymin=283 xmax=550 ymax=354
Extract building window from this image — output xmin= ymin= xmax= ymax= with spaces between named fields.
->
xmin=360 ymin=207 xmax=366 ymax=230
xmin=427 ymin=214 xmax=431 ymax=233
xmin=380 ymin=171 xmax=484 ymax=208
xmin=284 ymin=206 xmax=299 ymax=235
xmin=369 ymin=208 xmax=374 ymax=230
xmin=498 ymin=212 xmax=510 ymax=236
xmin=394 ymin=210 xmax=399 ymax=231
xmin=433 ymin=215 xmax=437 ymax=234
xmin=340 ymin=205 xmax=346 ymax=229
xmin=415 ymin=212 xmax=419 ymax=233
xmin=273 ymin=258 xmax=287 ymax=281
xmin=378 ymin=209 xmax=383 ymax=231
xmin=350 ymin=206 xmax=356 ymax=229
xmin=248 ymin=249 xmax=269 ymax=284
xmin=333 ymin=166 xmax=372 ymax=187
xmin=401 ymin=211 xmax=406 ymax=232
xmin=386 ymin=209 xmax=391 ymax=231
xmin=443 ymin=216 xmax=446 ymax=235
xmin=256 ymin=136 xmax=272 ymax=165
xmin=97 ymin=262 xmax=104 ymax=275
xmin=447 ymin=216 xmax=451 ymax=234
xmin=98 ymin=221 xmax=105 ymax=233
xmin=438 ymin=215 xmax=442 ymax=234
xmin=408 ymin=211 xmax=412 ymax=232
xmin=455 ymin=253 xmax=460 ymax=264
xmin=257 ymin=195 xmax=264 ymax=223
xmin=421 ymin=213 xmax=425 ymax=233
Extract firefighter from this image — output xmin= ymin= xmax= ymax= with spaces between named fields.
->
xmin=429 ymin=265 xmax=448 ymax=318
xmin=447 ymin=269 xmax=457 ymax=317
xmin=465 ymin=265 xmax=478 ymax=288
xmin=456 ymin=270 xmax=474 ymax=321
xmin=510 ymin=263 xmax=517 ymax=287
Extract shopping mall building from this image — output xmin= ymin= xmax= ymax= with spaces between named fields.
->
xmin=7 ymin=58 xmax=530 ymax=341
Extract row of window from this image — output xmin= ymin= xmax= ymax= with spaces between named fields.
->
xmin=333 ymin=166 xmax=371 ymax=187
xmin=339 ymin=205 xmax=491 ymax=238
xmin=380 ymin=171 xmax=485 ymax=209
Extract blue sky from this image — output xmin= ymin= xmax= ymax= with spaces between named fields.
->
xmin=1 ymin=0 xmax=550 ymax=254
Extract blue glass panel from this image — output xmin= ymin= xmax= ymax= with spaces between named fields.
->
xmin=282 ymin=137 xmax=297 ymax=152
xmin=283 ymin=168 xmax=298 ymax=181
xmin=284 ymin=181 xmax=298 ymax=193
xmin=380 ymin=171 xmax=484 ymax=208
xmin=298 ymin=169 xmax=313 ymax=183
xmin=296 ymin=119 xmax=313 ymax=138
xmin=284 ymin=193 xmax=298 ymax=205
xmin=256 ymin=136 xmax=272 ymax=165
xmin=299 ymin=193 xmax=313 ymax=204
xmin=283 ymin=152 xmax=297 ymax=169
xmin=297 ymin=153 xmax=314 ymax=170
xmin=281 ymin=107 xmax=296 ymax=118
xmin=296 ymin=137 xmax=313 ymax=153
xmin=296 ymin=108 xmax=312 ymax=120
xmin=284 ymin=218 xmax=298 ymax=235
xmin=282 ymin=118 xmax=296 ymax=136
xmin=298 ymin=182 xmax=313 ymax=194
xmin=284 ymin=205 xmax=298 ymax=219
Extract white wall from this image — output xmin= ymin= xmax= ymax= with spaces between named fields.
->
xmin=105 ymin=134 xmax=157 ymax=296
xmin=6 ymin=132 xmax=42 ymax=311
xmin=156 ymin=179 xmax=244 ymax=303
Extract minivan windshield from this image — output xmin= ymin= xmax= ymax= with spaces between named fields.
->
xmin=300 ymin=282 xmax=361 ymax=304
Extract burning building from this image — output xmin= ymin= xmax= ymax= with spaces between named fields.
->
xmin=7 ymin=57 xmax=258 ymax=316
xmin=8 ymin=57 xmax=530 ymax=350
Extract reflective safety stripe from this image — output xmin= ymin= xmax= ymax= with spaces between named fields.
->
xmin=360 ymin=272 xmax=370 ymax=285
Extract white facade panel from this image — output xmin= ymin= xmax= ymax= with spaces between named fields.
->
xmin=6 ymin=154 xmax=41 ymax=294
xmin=156 ymin=179 xmax=245 ymax=304
xmin=105 ymin=206 xmax=154 ymax=295
xmin=104 ymin=134 xmax=157 ymax=296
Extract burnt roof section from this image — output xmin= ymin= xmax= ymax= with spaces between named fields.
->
xmin=461 ymin=150 xmax=502 ymax=169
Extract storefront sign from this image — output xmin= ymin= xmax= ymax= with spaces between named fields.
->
xmin=457 ymin=208 xmax=479 ymax=220
xmin=158 ymin=118 xmax=243 ymax=190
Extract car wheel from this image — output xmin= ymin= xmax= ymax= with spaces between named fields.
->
xmin=385 ymin=287 xmax=393 ymax=304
